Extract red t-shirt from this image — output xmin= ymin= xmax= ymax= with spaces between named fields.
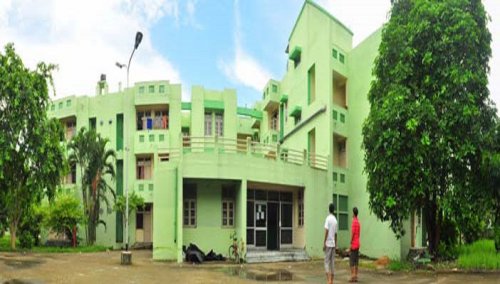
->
xmin=351 ymin=216 xmax=360 ymax=250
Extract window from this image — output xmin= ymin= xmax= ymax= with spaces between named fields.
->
xmin=137 ymin=109 xmax=168 ymax=130
xmin=182 ymin=128 xmax=191 ymax=147
xmin=66 ymin=100 xmax=71 ymax=107
xmin=64 ymin=163 xmax=76 ymax=184
xmin=65 ymin=121 xmax=76 ymax=140
xmin=89 ymin=117 xmax=96 ymax=130
xmin=270 ymin=110 xmax=279 ymax=131
xmin=136 ymin=211 xmax=144 ymax=229
xmin=116 ymin=114 xmax=123 ymax=150
xmin=59 ymin=102 xmax=63 ymax=109
xmin=183 ymin=185 xmax=197 ymax=227
xmin=205 ymin=112 xmax=224 ymax=137
xmin=139 ymin=86 xmax=145 ymax=94
xmin=148 ymin=85 xmax=155 ymax=93
xmin=333 ymin=110 xmax=338 ymax=120
xmin=271 ymin=84 xmax=278 ymax=93
xmin=333 ymin=194 xmax=349 ymax=230
xmin=298 ymin=190 xmax=304 ymax=227
xmin=159 ymin=85 xmax=165 ymax=93
xmin=204 ymin=113 xmax=212 ymax=136
xmin=136 ymin=157 xmax=152 ymax=179
xmin=308 ymin=64 xmax=316 ymax=104
xmin=339 ymin=53 xmax=345 ymax=64
xmin=215 ymin=113 xmax=224 ymax=137
xmin=332 ymin=48 xmax=338 ymax=59
xmin=340 ymin=113 xmax=345 ymax=123
xmin=222 ymin=186 xmax=235 ymax=227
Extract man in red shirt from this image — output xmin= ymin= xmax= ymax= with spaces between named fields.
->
xmin=350 ymin=207 xmax=360 ymax=282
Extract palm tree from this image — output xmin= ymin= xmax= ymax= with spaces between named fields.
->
xmin=68 ymin=128 xmax=116 ymax=245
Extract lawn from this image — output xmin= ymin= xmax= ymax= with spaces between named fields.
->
xmin=457 ymin=239 xmax=499 ymax=270
xmin=0 ymin=234 xmax=110 ymax=253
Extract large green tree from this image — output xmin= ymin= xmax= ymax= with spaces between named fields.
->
xmin=0 ymin=43 xmax=66 ymax=249
xmin=362 ymin=0 xmax=497 ymax=257
xmin=68 ymin=128 xmax=116 ymax=245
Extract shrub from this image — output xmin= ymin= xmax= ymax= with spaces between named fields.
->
xmin=457 ymin=239 xmax=500 ymax=270
xmin=46 ymin=194 xmax=83 ymax=240
xmin=18 ymin=205 xmax=47 ymax=248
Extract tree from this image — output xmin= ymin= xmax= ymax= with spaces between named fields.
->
xmin=0 ymin=43 xmax=66 ymax=249
xmin=46 ymin=194 xmax=83 ymax=241
xmin=68 ymin=128 xmax=116 ymax=245
xmin=114 ymin=191 xmax=144 ymax=244
xmin=362 ymin=0 xmax=497 ymax=257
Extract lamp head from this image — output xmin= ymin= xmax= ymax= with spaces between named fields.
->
xmin=134 ymin=32 xmax=143 ymax=49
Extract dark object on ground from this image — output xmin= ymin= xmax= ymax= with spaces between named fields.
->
xmin=131 ymin=242 xmax=152 ymax=250
xmin=205 ymin=249 xmax=226 ymax=261
xmin=183 ymin=243 xmax=225 ymax=263
xmin=407 ymin=247 xmax=431 ymax=267
xmin=45 ymin=240 xmax=72 ymax=247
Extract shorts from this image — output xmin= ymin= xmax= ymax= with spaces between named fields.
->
xmin=350 ymin=249 xmax=359 ymax=267
xmin=324 ymin=247 xmax=335 ymax=274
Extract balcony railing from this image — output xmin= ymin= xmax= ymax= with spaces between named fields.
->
xmin=158 ymin=136 xmax=328 ymax=171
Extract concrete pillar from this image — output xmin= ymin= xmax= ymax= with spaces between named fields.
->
xmin=237 ymin=179 xmax=247 ymax=259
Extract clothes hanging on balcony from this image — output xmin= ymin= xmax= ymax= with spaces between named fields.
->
xmin=147 ymin=118 xmax=153 ymax=130
xmin=162 ymin=115 xmax=168 ymax=129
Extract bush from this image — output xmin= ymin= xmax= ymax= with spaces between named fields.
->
xmin=457 ymin=239 xmax=500 ymax=270
xmin=18 ymin=205 xmax=47 ymax=248
xmin=388 ymin=260 xmax=413 ymax=271
xmin=46 ymin=194 xmax=83 ymax=239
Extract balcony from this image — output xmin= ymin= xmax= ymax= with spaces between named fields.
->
xmin=135 ymin=88 xmax=169 ymax=106
xmin=332 ymin=105 xmax=348 ymax=136
xmin=49 ymin=97 xmax=77 ymax=119
xmin=134 ymin=130 xmax=169 ymax=154
xmin=135 ymin=180 xmax=154 ymax=203
xmin=263 ymin=81 xmax=280 ymax=111
xmin=172 ymin=136 xmax=328 ymax=171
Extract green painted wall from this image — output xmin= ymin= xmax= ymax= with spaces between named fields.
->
xmin=47 ymin=0 xmax=417 ymax=262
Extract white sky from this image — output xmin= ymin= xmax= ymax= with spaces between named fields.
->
xmin=0 ymin=0 xmax=498 ymax=113
xmin=317 ymin=0 xmax=500 ymax=113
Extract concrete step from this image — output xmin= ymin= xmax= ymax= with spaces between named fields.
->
xmin=246 ymin=250 xmax=309 ymax=263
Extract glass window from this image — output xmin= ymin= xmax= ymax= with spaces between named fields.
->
xmin=139 ymin=86 xmax=145 ymax=94
xmin=183 ymin=185 xmax=197 ymax=227
xmin=159 ymin=85 xmax=165 ymax=93
xmin=340 ymin=113 xmax=345 ymax=123
xmin=222 ymin=186 xmax=235 ymax=227
xmin=136 ymin=157 xmax=153 ymax=179
xmin=204 ymin=113 xmax=212 ymax=136
xmin=271 ymin=84 xmax=278 ymax=93
xmin=339 ymin=53 xmax=345 ymax=64
xmin=149 ymin=85 xmax=154 ymax=93
xmin=298 ymin=191 xmax=304 ymax=227
xmin=215 ymin=113 xmax=224 ymax=137
xmin=332 ymin=48 xmax=338 ymax=59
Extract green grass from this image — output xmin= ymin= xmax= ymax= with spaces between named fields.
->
xmin=0 ymin=234 xmax=109 ymax=253
xmin=457 ymin=239 xmax=499 ymax=270
xmin=388 ymin=260 xmax=413 ymax=271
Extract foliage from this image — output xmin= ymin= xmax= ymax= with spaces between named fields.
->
xmin=46 ymin=194 xmax=83 ymax=239
xmin=362 ymin=0 xmax=497 ymax=257
xmin=68 ymin=128 xmax=116 ymax=245
xmin=0 ymin=43 xmax=66 ymax=249
xmin=457 ymin=239 xmax=500 ymax=270
xmin=388 ymin=260 xmax=413 ymax=271
xmin=0 ymin=234 xmax=109 ymax=252
xmin=18 ymin=205 xmax=47 ymax=249
xmin=113 ymin=191 xmax=145 ymax=216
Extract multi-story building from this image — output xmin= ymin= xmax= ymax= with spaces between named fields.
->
xmin=49 ymin=0 xmax=425 ymax=262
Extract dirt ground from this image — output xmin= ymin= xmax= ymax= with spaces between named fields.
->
xmin=0 ymin=250 xmax=498 ymax=284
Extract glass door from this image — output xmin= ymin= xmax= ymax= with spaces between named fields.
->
xmin=255 ymin=202 xmax=267 ymax=248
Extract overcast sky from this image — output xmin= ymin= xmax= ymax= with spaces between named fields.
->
xmin=0 ymin=0 xmax=498 ymax=112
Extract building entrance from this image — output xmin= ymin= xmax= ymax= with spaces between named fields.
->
xmin=247 ymin=189 xmax=293 ymax=250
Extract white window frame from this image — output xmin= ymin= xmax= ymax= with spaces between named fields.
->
xmin=222 ymin=200 xmax=235 ymax=227
xmin=183 ymin=199 xmax=197 ymax=227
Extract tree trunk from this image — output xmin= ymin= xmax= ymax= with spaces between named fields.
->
xmin=424 ymin=200 xmax=436 ymax=257
xmin=9 ymin=222 xmax=17 ymax=250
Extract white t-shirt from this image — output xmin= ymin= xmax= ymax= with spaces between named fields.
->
xmin=324 ymin=214 xmax=338 ymax=247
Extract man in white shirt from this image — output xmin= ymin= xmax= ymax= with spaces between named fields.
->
xmin=324 ymin=203 xmax=338 ymax=284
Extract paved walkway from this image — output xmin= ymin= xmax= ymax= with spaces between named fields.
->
xmin=0 ymin=250 xmax=498 ymax=283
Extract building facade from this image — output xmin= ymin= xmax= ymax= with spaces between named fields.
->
xmin=49 ymin=0 xmax=425 ymax=262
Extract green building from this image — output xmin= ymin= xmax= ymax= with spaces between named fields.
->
xmin=49 ymin=0 xmax=425 ymax=262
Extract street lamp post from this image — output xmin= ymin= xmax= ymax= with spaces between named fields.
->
xmin=121 ymin=31 xmax=143 ymax=257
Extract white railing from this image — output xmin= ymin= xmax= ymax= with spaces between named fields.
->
xmin=158 ymin=136 xmax=328 ymax=171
